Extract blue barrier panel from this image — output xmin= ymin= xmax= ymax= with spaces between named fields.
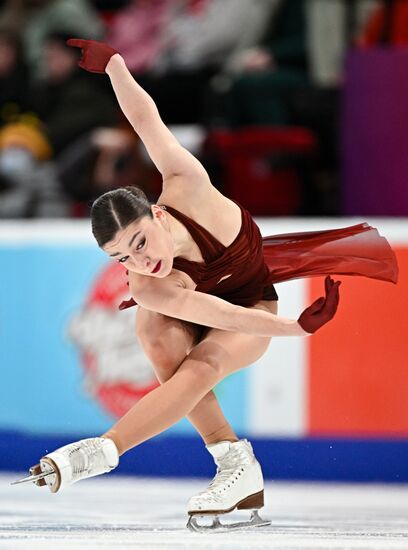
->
xmin=3 ymin=430 xmax=408 ymax=482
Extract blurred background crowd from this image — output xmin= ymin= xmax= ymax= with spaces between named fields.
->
xmin=0 ymin=0 xmax=405 ymax=219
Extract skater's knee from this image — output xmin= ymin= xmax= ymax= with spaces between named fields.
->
xmin=141 ymin=338 xmax=181 ymax=380
xmin=139 ymin=336 xmax=167 ymax=364
xmin=135 ymin=313 xmax=181 ymax=378
xmin=187 ymin=341 xmax=228 ymax=382
xmin=135 ymin=309 xmax=164 ymax=343
xmin=136 ymin=308 xmax=196 ymax=376
xmin=136 ymin=311 xmax=170 ymax=356
xmin=153 ymin=360 xmax=181 ymax=383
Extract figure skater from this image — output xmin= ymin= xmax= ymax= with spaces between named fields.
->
xmin=13 ymin=40 xmax=398 ymax=532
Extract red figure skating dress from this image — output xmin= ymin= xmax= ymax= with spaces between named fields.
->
xmin=119 ymin=200 xmax=398 ymax=311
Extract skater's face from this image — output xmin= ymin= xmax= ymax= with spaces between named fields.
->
xmin=103 ymin=205 xmax=174 ymax=277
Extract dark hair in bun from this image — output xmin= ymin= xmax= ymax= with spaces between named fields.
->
xmin=91 ymin=186 xmax=152 ymax=247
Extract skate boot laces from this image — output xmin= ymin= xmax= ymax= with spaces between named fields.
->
xmin=198 ymin=445 xmax=254 ymax=503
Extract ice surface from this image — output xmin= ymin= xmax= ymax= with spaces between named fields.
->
xmin=1 ymin=473 xmax=408 ymax=549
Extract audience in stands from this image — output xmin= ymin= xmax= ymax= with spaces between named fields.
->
xmin=0 ymin=0 xmax=394 ymax=217
xmin=108 ymin=0 xmax=279 ymax=124
xmin=0 ymin=0 xmax=103 ymax=76
xmin=0 ymin=31 xmax=117 ymax=217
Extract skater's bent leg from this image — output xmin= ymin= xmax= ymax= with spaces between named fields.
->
xmin=103 ymin=340 xmax=228 ymax=454
xmin=135 ymin=307 xmax=238 ymax=445
xmin=103 ymin=301 xmax=276 ymax=455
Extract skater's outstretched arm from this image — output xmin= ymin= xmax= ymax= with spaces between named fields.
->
xmin=133 ymin=274 xmax=341 ymax=336
xmin=67 ymin=39 xmax=210 ymax=186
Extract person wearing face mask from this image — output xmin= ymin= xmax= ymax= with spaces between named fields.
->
xmin=13 ymin=39 xmax=398 ymax=532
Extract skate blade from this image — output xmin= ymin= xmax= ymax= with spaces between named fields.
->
xmin=11 ymin=464 xmax=55 ymax=487
xmin=187 ymin=509 xmax=271 ymax=533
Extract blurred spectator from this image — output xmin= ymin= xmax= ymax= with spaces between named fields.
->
xmin=0 ymin=0 xmax=104 ymax=76
xmin=107 ymin=0 xmax=279 ymax=124
xmin=110 ymin=0 xmax=279 ymax=75
xmin=55 ymin=124 xmax=151 ymax=214
xmin=0 ymin=32 xmax=117 ymax=217
xmin=306 ymin=0 xmax=379 ymax=87
xmin=31 ymin=32 xmax=117 ymax=156
xmin=0 ymin=117 xmax=66 ymax=217
xmin=107 ymin=0 xmax=172 ymax=75
xmin=0 ymin=27 xmax=29 ymax=194
xmin=0 ymin=29 xmax=29 ymax=128
xmin=157 ymin=0 xmax=279 ymax=74
xmin=208 ymin=0 xmax=309 ymax=128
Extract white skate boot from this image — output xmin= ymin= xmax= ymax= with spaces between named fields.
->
xmin=187 ymin=439 xmax=270 ymax=532
xmin=11 ymin=437 xmax=119 ymax=493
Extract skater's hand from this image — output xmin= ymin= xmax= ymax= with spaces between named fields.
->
xmin=66 ymin=39 xmax=118 ymax=73
xmin=297 ymin=276 xmax=341 ymax=334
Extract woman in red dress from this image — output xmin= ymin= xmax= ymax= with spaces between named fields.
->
xmin=17 ymin=40 xmax=398 ymax=531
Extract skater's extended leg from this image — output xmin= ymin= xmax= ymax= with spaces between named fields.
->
xmin=103 ymin=300 xmax=276 ymax=455
xmin=135 ymin=307 xmax=238 ymax=446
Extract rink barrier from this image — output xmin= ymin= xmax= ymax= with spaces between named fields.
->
xmin=4 ymin=431 xmax=408 ymax=483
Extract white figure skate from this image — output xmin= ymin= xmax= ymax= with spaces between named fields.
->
xmin=11 ymin=437 xmax=119 ymax=493
xmin=187 ymin=439 xmax=271 ymax=532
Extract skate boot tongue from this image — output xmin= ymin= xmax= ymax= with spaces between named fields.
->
xmin=207 ymin=439 xmax=253 ymax=459
xmin=206 ymin=441 xmax=233 ymax=460
xmin=206 ymin=440 xmax=254 ymax=469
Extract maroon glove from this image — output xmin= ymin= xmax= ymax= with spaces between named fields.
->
xmin=298 ymin=276 xmax=341 ymax=334
xmin=66 ymin=39 xmax=118 ymax=73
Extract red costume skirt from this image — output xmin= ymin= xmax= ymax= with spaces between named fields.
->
xmin=262 ymin=223 xmax=398 ymax=285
